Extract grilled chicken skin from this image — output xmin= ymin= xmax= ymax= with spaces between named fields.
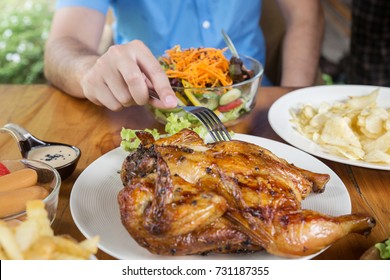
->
xmin=118 ymin=129 xmax=375 ymax=258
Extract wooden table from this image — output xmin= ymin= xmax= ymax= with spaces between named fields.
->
xmin=0 ymin=84 xmax=389 ymax=260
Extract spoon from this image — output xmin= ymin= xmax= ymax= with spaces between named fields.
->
xmin=0 ymin=123 xmax=81 ymax=180
xmin=221 ymin=29 xmax=240 ymax=59
xmin=221 ymin=29 xmax=248 ymax=83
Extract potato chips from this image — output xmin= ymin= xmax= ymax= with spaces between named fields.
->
xmin=290 ymin=89 xmax=390 ymax=164
xmin=0 ymin=200 xmax=99 ymax=260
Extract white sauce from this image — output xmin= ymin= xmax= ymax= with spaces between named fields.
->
xmin=27 ymin=145 xmax=78 ymax=168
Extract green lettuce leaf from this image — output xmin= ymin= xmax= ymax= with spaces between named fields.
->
xmin=375 ymin=238 xmax=390 ymax=259
xmin=120 ymin=113 xmax=208 ymax=151
xmin=120 ymin=128 xmax=160 ymax=152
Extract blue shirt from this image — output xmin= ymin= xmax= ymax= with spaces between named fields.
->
xmin=56 ymin=0 xmax=271 ymax=85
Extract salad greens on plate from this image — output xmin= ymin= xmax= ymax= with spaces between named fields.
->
xmin=375 ymin=237 xmax=390 ymax=259
xmin=120 ymin=113 xmax=209 ymax=152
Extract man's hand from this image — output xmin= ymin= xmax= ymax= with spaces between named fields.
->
xmin=80 ymin=40 xmax=177 ymax=111
xmin=44 ymin=7 xmax=177 ymax=111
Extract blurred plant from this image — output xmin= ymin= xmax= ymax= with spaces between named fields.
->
xmin=0 ymin=0 xmax=53 ymax=84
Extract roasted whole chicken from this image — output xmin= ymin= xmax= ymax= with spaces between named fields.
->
xmin=118 ymin=129 xmax=375 ymax=258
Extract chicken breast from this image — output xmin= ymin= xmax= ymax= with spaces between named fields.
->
xmin=118 ymin=129 xmax=375 ymax=258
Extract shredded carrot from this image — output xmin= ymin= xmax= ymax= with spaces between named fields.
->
xmin=162 ymin=45 xmax=233 ymax=88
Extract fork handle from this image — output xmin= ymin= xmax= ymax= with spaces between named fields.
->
xmin=148 ymin=89 xmax=160 ymax=100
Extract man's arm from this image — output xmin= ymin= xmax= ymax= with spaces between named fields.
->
xmin=44 ymin=7 xmax=177 ymax=111
xmin=276 ymin=0 xmax=324 ymax=87
xmin=44 ymin=7 xmax=104 ymax=98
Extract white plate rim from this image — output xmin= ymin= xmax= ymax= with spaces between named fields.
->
xmin=268 ymin=84 xmax=390 ymax=170
xmin=70 ymin=133 xmax=351 ymax=260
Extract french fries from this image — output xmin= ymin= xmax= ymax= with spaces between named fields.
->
xmin=0 ymin=200 xmax=99 ymax=260
xmin=290 ymin=89 xmax=390 ymax=163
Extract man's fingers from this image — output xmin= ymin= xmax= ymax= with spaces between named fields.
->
xmin=117 ymin=61 xmax=149 ymax=105
xmin=130 ymin=41 xmax=177 ymax=108
xmin=142 ymin=64 xmax=177 ymax=107
xmin=101 ymin=66 xmax=135 ymax=106
xmin=81 ymin=40 xmax=178 ymax=111
xmin=85 ymin=82 xmax=124 ymax=111
xmin=96 ymin=84 xmax=124 ymax=111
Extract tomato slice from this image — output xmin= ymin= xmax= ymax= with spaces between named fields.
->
xmin=0 ymin=163 xmax=10 ymax=176
xmin=218 ymin=99 xmax=243 ymax=112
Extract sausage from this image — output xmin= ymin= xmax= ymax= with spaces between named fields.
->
xmin=0 ymin=168 xmax=38 ymax=193
xmin=0 ymin=186 xmax=49 ymax=218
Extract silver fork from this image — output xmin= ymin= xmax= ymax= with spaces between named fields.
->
xmin=148 ymin=90 xmax=231 ymax=142
xmin=178 ymin=105 xmax=232 ymax=142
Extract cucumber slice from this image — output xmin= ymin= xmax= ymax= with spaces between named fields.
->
xmin=219 ymin=88 xmax=241 ymax=106
xmin=199 ymin=92 xmax=219 ymax=110
xmin=201 ymin=98 xmax=219 ymax=110
xmin=157 ymin=107 xmax=183 ymax=113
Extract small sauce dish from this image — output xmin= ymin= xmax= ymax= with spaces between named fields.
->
xmin=0 ymin=123 xmax=81 ymax=180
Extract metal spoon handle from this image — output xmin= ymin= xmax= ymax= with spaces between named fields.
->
xmin=221 ymin=29 xmax=240 ymax=58
xmin=0 ymin=123 xmax=33 ymax=142
xmin=0 ymin=123 xmax=46 ymax=157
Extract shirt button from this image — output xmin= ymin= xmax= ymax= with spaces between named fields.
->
xmin=202 ymin=20 xmax=210 ymax=29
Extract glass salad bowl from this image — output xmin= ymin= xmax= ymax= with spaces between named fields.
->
xmin=148 ymin=51 xmax=264 ymax=127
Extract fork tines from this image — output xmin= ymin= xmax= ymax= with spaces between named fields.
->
xmin=181 ymin=106 xmax=231 ymax=142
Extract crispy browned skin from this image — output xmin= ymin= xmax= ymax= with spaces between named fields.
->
xmin=118 ymin=129 xmax=375 ymax=258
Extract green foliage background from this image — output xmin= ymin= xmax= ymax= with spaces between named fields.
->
xmin=0 ymin=0 xmax=54 ymax=84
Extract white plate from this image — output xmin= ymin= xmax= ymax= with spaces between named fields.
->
xmin=268 ymin=85 xmax=390 ymax=170
xmin=70 ymin=134 xmax=351 ymax=260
